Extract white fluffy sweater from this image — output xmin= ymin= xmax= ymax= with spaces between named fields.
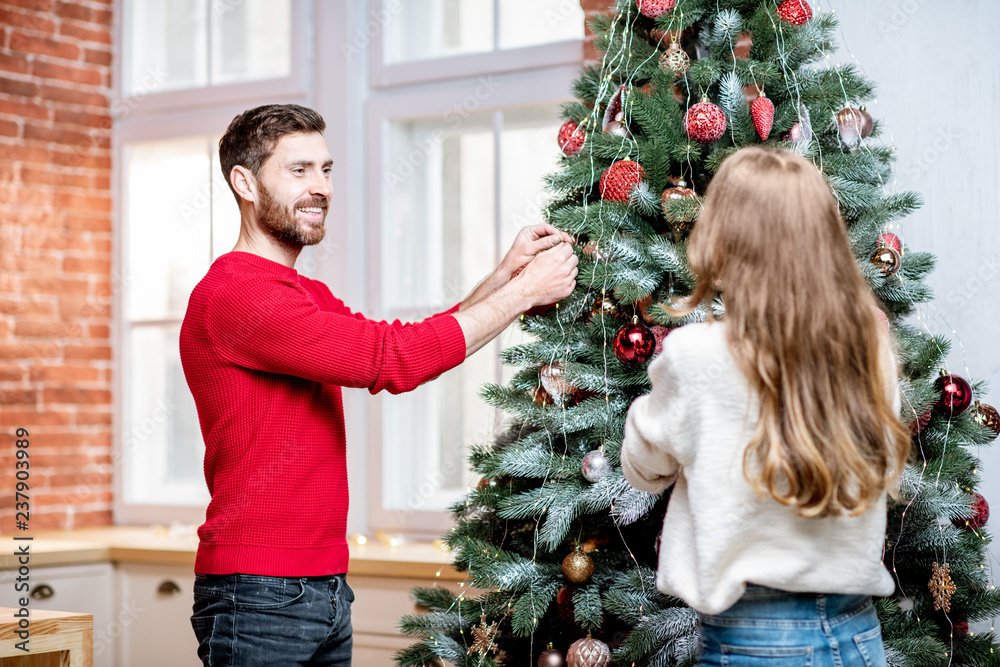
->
xmin=621 ymin=321 xmax=899 ymax=615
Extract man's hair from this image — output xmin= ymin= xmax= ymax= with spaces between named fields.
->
xmin=219 ymin=104 xmax=326 ymax=203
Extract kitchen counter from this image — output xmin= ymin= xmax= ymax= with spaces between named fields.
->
xmin=0 ymin=526 xmax=464 ymax=581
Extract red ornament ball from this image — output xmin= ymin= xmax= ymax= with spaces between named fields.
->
xmin=777 ymin=0 xmax=813 ymax=26
xmin=558 ymin=121 xmax=586 ymax=156
xmin=684 ymin=101 xmax=727 ymax=144
xmin=750 ymin=94 xmax=775 ymax=141
xmin=975 ymin=403 xmax=1000 ymax=438
xmin=599 ymin=160 xmax=645 ymax=202
xmin=878 ymin=232 xmax=902 ymax=253
xmin=934 ymin=373 xmax=973 ymax=417
xmin=911 ymin=407 xmax=933 ymax=436
xmin=954 ymin=492 xmax=990 ymax=531
xmin=651 ymin=325 xmax=671 ymax=356
xmin=614 ymin=322 xmax=656 ymax=366
xmin=636 ymin=0 xmax=676 ymax=18
xmin=954 ymin=621 xmax=970 ymax=638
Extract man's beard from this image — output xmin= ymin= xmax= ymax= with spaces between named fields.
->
xmin=256 ymin=183 xmax=327 ymax=248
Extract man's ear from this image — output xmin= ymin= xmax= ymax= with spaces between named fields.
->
xmin=231 ymin=165 xmax=258 ymax=205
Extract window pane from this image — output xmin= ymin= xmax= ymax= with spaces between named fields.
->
xmin=383 ymin=112 xmax=496 ymax=310
xmin=124 ymin=324 xmax=209 ymax=505
xmin=385 ymin=0 xmax=494 ymax=64
xmin=499 ymin=0 xmax=585 ymax=49
xmin=212 ymin=0 xmax=292 ymax=85
xmin=126 ymin=137 xmax=215 ymax=321
xmin=128 ymin=0 xmax=207 ymax=94
xmin=381 ymin=109 xmax=497 ymax=513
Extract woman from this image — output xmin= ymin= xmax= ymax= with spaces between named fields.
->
xmin=621 ymin=146 xmax=910 ymax=667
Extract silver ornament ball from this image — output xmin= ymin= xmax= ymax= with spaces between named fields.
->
xmin=581 ymin=449 xmax=612 ymax=483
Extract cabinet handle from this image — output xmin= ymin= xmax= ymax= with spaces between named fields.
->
xmin=157 ymin=580 xmax=182 ymax=596
xmin=29 ymin=584 xmax=54 ymax=600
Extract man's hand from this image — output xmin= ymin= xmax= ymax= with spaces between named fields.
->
xmin=511 ymin=242 xmax=578 ymax=308
xmin=499 ymin=224 xmax=575 ymax=279
xmin=461 ymin=224 xmax=575 ymax=311
xmin=452 ymin=240 xmax=578 ymax=358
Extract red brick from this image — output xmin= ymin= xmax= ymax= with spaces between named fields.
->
xmin=0 ymin=75 xmax=38 ymax=98
xmin=0 ymin=51 xmax=30 ymax=75
xmin=37 ymin=432 xmax=110 ymax=449
xmin=53 ymin=107 xmax=110 ymax=129
xmin=50 ymin=148 xmax=110 ymax=169
xmin=58 ymin=298 xmax=108 ymax=319
xmin=31 ymin=59 xmax=104 ymax=87
xmin=86 ymin=323 xmax=109 ymax=339
xmin=23 ymin=122 xmax=93 ymax=147
xmin=64 ymin=344 xmax=111 ymax=360
xmin=11 ymin=511 xmax=66 ymax=531
xmin=62 ymin=256 xmax=110 ymax=274
xmin=0 ymin=409 xmax=72 ymax=427
xmin=0 ymin=98 xmax=50 ymax=121
xmin=0 ymin=140 xmax=48 ymax=164
xmin=0 ymin=119 xmax=18 ymax=137
xmin=48 ymin=471 xmax=111 ymax=488
xmin=43 ymin=387 xmax=111 ymax=404
xmin=20 ymin=166 xmax=90 ymax=189
xmin=75 ymin=410 xmax=111 ymax=425
xmin=0 ymin=363 xmax=26 ymax=381
xmin=1 ymin=0 xmax=54 ymax=12
xmin=54 ymin=2 xmax=92 ymax=23
xmin=9 ymin=31 xmax=80 ymax=61
xmin=14 ymin=320 xmax=76 ymax=338
xmin=64 ymin=212 xmax=111 ymax=232
xmin=92 ymin=9 xmax=112 ymax=27
xmin=0 ymin=388 xmax=36 ymax=405
xmin=83 ymin=48 xmax=111 ymax=67
xmin=39 ymin=83 xmax=107 ymax=108
xmin=22 ymin=276 xmax=90 ymax=296
xmin=0 ymin=342 xmax=61 ymax=359
xmin=0 ymin=299 xmax=55 ymax=316
xmin=0 ymin=7 xmax=57 ymax=34
xmin=59 ymin=21 xmax=110 ymax=46
xmin=28 ymin=364 xmax=100 ymax=383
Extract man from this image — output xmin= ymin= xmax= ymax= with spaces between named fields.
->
xmin=179 ymin=103 xmax=577 ymax=666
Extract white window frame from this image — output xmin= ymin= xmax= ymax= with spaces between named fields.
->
xmin=366 ymin=34 xmax=583 ymax=534
xmin=112 ymin=0 xmax=314 ymax=526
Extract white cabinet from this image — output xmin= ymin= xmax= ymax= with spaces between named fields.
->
xmin=0 ymin=562 xmax=114 ymax=667
xmin=349 ymin=574 xmax=466 ymax=667
xmin=116 ymin=562 xmax=201 ymax=667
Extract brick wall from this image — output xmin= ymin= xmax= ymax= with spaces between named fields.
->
xmin=0 ymin=0 xmax=114 ymax=532
xmin=582 ymin=0 xmax=617 ymax=63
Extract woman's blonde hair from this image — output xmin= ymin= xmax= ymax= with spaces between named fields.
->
xmin=672 ymin=147 xmax=910 ymax=517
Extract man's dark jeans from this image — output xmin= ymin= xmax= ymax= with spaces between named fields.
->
xmin=191 ymin=572 xmax=354 ymax=666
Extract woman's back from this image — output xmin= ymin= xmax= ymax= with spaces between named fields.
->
xmin=622 ymin=320 xmax=900 ymax=615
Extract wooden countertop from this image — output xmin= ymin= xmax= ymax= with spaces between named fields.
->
xmin=0 ymin=527 xmax=465 ymax=581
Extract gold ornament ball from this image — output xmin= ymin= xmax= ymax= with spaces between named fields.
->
xmin=566 ymin=637 xmax=611 ymax=667
xmin=870 ymin=245 xmax=902 ymax=276
xmin=976 ymin=403 xmax=1000 ymax=438
xmin=659 ymin=41 xmax=690 ymax=78
xmin=562 ymin=549 xmax=594 ymax=584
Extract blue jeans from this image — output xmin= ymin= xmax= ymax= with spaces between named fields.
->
xmin=190 ymin=573 xmax=354 ymax=666
xmin=698 ymin=585 xmax=885 ymax=667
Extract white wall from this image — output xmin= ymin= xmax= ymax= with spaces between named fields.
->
xmin=830 ymin=0 xmax=1000 ymax=595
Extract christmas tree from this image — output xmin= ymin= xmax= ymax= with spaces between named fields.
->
xmin=396 ymin=1 xmax=1000 ymax=665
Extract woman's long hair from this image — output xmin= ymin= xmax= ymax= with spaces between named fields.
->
xmin=672 ymin=147 xmax=910 ymax=517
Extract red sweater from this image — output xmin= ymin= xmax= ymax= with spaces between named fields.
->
xmin=179 ymin=251 xmax=467 ymax=576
